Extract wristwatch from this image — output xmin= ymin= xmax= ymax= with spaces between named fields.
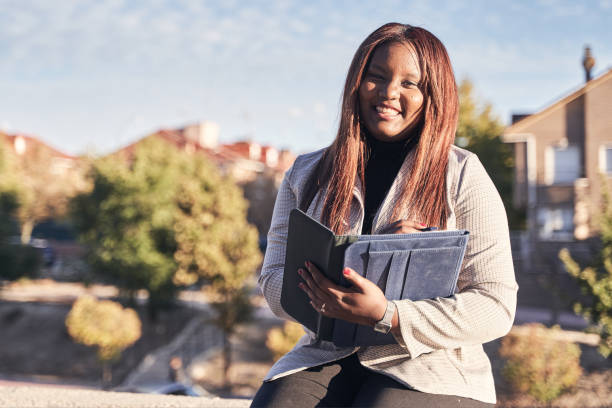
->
xmin=373 ymin=300 xmax=396 ymax=334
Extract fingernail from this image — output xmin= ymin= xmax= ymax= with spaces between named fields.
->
xmin=305 ymin=261 xmax=311 ymax=268
xmin=343 ymin=268 xmax=350 ymax=276
xmin=419 ymin=222 xmax=426 ymax=226
xmin=298 ymin=283 xmax=304 ymax=290
xmin=298 ymin=268 xmax=304 ymax=276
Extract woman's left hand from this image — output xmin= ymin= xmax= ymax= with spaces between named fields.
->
xmin=298 ymin=261 xmax=387 ymax=327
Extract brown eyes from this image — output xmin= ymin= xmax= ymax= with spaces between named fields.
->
xmin=365 ymin=73 xmax=418 ymax=89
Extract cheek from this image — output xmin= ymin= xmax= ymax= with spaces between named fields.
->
xmin=407 ymin=92 xmax=424 ymax=113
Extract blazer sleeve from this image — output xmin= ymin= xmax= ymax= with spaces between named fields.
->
xmin=392 ymin=154 xmax=518 ymax=357
xmin=257 ymin=165 xmax=299 ymax=322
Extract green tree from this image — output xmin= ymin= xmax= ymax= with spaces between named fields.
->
xmin=559 ymin=181 xmax=612 ymax=357
xmin=0 ymin=140 xmax=40 ymax=283
xmin=172 ymin=156 xmax=262 ymax=386
xmin=66 ymin=295 xmax=141 ymax=386
xmin=71 ymin=136 xmax=262 ymax=383
xmin=456 ymin=79 xmax=523 ymax=229
xmin=0 ymin=140 xmax=19 ymax=239
xmin=9 ymin=141 xmax=83 ymax=244
xmin=71 ymin=139 xmax=185 ymax=310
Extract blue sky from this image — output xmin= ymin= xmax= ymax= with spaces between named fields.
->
xmin=1 ymin=0 xmax=611 ymax=156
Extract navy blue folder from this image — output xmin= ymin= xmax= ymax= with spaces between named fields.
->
xmin=280 ymin=209 xmax=469 ymax=347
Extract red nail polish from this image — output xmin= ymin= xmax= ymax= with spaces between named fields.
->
xmin=343 ymin=268 xmax=350 ymax=276
xmin=419 ymin=222 xmax=426 ymax=226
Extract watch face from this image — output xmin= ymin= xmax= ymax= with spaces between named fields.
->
xmin=374 ymin=321 xmax=392 ymax=334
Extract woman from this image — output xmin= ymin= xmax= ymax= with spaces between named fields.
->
xmin=252 ymin=23 xmax=517 ymax=407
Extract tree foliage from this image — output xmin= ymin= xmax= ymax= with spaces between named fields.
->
xmin=65 ymin=295 xmax=141 ymax=384
xmin=71 ymin=137 xmax=262 ymax=381
xmin=0 ymin=141 xmax=19 ymax=238
xmin=8 ymin=140 xmax=84 ymax=244
xmin=559 ymin=181 xmax=612 ymax=357
xmin=171 ymin=147 xmax=262 ymax=385
xmin=456 ymin=79 xmax=524 ymax=229
xmin=0 ymin=141 xmax=41 ymax=282
xmin=71 ymin=139 xmax=181 ymax=305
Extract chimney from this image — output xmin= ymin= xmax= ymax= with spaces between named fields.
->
xmin=582 ymin=46 xmax=595 ymax=82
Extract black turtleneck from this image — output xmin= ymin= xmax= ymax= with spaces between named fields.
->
xmin=361 ymin=135 xmax=417 ymax=235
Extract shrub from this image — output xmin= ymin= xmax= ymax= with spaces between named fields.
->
xmin=499 ymin=323 xmax=582 ymax=403
xmin=65 ymin=295 xmax=141 ymax=384
xmin=266 ymin=321 xmax=305 ymax=361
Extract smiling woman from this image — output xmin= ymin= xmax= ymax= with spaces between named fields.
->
xmin=358 ymin=41 xmax=424 ymax=143
xmin=253 ymin=22 xmax=516 ymax=408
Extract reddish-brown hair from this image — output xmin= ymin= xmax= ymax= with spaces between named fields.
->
xmin=300 ymin=23 xmax=458 ymax=233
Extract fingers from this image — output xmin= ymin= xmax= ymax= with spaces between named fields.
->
xmin=298 ymin=262 xmax=334 ymax=304
xmin=304 ymin=261 xmax=340 ymax=292
xmin=298 ymin=278 xmax=326 ymax=305
xmin=379 ymin=219 xmax=427 ymax=234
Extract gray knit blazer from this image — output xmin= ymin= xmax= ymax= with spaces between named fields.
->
xmin=258 ymin=145 xmax=518 ymax=404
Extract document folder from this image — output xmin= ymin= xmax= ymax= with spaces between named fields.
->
xmin=280 ymin=209 xmax=469 ymax=347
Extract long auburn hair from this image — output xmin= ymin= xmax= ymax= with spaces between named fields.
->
xmin=300 ymin=23 xmax=459 ymax=234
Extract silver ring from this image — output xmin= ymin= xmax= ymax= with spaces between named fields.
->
xmin=320 ymin=303 xmax=326 ymax=313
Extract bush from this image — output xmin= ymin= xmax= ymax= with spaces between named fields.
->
xmin=499 ymin=323 xmax=582 ymax=403
xmin=65 ymin=295 xmax=141 ymax=384
xmin=266 ymin=321 xmax=305 ymax=361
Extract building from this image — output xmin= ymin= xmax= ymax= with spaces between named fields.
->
xmin=503 ymin=49 xmax=612 ymax=242
xmin=502 ymin=48 xmax=612 ymax=311
xmin=1 ymin=132 xmax=84 ymax=184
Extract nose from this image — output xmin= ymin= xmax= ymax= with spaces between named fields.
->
xmin=378 ymin=80 xmax=400 ymax=100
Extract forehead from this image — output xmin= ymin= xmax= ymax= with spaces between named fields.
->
xmin=367 ymin=41 xmax=421 ymax=77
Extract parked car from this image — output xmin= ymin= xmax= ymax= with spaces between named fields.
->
xmin=29 ymin=238 xmax=56 ymax=267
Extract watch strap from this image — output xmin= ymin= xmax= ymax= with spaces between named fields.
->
xmin=373 ymin=300 xmax=395 ymax=334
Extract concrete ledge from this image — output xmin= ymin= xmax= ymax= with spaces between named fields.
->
xmin=0 ymin=386 xmax=251 ymax=408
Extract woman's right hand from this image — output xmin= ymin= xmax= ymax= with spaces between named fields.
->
xmin=379 ymin=219 xmax=426 ymax=234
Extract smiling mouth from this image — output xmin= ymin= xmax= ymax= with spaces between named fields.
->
xmin=374 ymin=105 xmax=402 ymax=118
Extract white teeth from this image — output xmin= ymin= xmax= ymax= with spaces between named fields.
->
xmin=376 ymin=106 xmax=400 ymax=115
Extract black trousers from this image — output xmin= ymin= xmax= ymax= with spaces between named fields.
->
xmin=251 ymin=354 xmax=494 ymax=408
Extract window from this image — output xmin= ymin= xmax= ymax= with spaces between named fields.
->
xmin=545 ymin=145 xmax=580 ymax=184
xmin=598 ymin=145 xmax=612 ymax=174
xmin=537 ymin=207 xmax=574 ymax=240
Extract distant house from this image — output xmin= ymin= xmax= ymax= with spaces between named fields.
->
xmin=502 ymin=48 xmax=612 ymax=311
xmin=1 ymin=132 xmax=85 ymax=185
xmin=113 ymin=122 xmax=295 ymax=184
xmin=503 ymin=52 xmax=612 ymax=242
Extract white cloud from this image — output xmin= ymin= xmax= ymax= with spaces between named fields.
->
xmin=288 ymin=107 xmax=303 ymax=118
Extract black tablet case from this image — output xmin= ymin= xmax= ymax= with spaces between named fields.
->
xmin=280 ymin=209 xmax=469 ymax=347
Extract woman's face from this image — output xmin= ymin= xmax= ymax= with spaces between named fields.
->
xmin=358 ymin=41 xmax=424 ymax=142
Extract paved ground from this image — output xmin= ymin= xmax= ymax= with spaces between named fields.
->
xmin=0 ymin=386 xmax=251 ymax=408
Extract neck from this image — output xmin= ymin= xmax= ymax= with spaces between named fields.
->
xmin=365 ymin=130 xmax=419 ymax=156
